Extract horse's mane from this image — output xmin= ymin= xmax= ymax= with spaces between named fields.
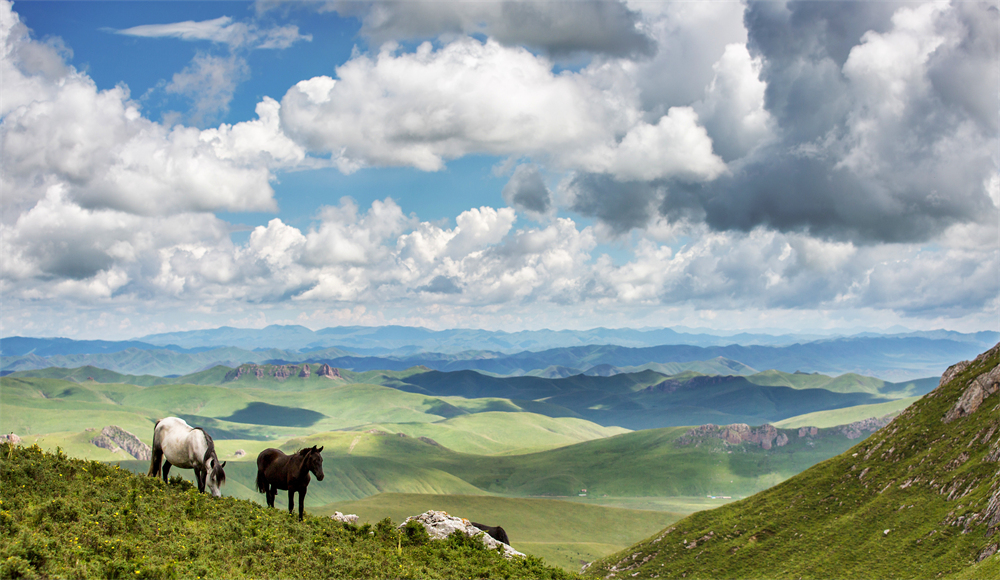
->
xmin=296 ymin=447 xmax=317 ymax=456
xmin=194 ymin=427 xmax=226 ymax=484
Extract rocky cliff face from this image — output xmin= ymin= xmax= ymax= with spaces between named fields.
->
xmin=837 ymin=414 xmax=896 ymax=439
xmin=678 ymin=423 xmax=789 ymax=449
xmin=224 ymin=363 xmax=328 ymax=382
xmin=90 ymin=426 xmax=151 ymax=460
xmin=317 ymin=364 xmax=343 ymax=379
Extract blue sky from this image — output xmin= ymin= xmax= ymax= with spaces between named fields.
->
xmin=1 ymin=0 xmax=997 ymax=339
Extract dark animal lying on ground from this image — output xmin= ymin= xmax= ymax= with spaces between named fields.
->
xmin=471 ymin=522 xmax=510 ymax=545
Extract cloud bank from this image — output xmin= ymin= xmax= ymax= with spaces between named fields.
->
xmin=2 ymin=0 xmax=996 ymax=338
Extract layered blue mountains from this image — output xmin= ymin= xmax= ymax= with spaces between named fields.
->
xmin=2 ymin=325 xmax=996 ymax=381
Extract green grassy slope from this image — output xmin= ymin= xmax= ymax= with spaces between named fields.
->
xmin=319 ymin=493 xmax=683 ymax=572
xmin=430 ymin=426 xmax=869 ymax=498
xmin=584 ymin=343 xmax=1000 ymax=580
xmin=353 ymin=412 xmax=629 ymax=455
xmin=772 ymin=396 xmax=919 ymax=428
xmin=0 ymin=444 xmax=572 ymax=580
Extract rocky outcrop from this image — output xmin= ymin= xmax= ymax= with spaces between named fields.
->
xmin=1 ymin=433 xmax=22 ymax=445
xmin=678 ymin=423 xmax=788 ymax=449
xmin=91 ymin=426 xmax=151 ymax=460
xmin=399 ymin=511 xmax=524 ymax=559
xmin=317 ymin=364 xmax=343 ymax=379
xmin=837 ymin=415 xmax=896 ymax=439
xmin=331 ymin=511 xmax=359 ymax=524
xmin=224 ymin=364 xmax=318 ymax=382
xmin=943 ymin=347 xmax=1000 ymax=423
xmin=233 ymin=449 xmax=246 ymax=458
xmin=798 ymin=427 xmax=819 ymax=437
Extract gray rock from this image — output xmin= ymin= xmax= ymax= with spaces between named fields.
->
xmin=399 ymin=510 xmax=524 ymax=559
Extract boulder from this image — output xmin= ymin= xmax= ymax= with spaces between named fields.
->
xmin=399 ymin=511 xmax=524 ymax=559
xmin=331 ymin=511 xmax=359 ymax=524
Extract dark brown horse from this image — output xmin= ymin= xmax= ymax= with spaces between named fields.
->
xmin=255 ymin=446 xmax=324 ymax=521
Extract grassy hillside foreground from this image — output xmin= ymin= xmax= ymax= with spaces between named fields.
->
xmin=584 ymin=343 xmax=1000 ymax=579
xmin=0 ymin=444 xmax=573 ymax=580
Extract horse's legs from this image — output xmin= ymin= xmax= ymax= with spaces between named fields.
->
xmin=162 ymin=460 xmax=172 ymax=484
xmin=288 ymin=489 xmax=295 ymax=516
xmin=266 ymin=486 xmax=275 ymax=508
xmin=195 ymin=468 xmax=206 ymax=493
xmin=298 ymin=488 xmax=306 ymax=521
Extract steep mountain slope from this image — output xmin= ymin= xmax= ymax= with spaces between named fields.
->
xmin=584 ymin=343 xmax=1000 ymax=579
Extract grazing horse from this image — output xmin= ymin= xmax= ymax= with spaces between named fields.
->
xmin=471 ymin=522 xmax=511 ymax=545
xmin=147 ymin=417 xmax=226 ymax=497
xmin=255 ymin=446 xmax=325 ymax=521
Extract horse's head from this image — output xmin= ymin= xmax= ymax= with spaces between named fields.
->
xmin=206 ymin=456 xmax=227 ymax=497
xmin=304 ymin=445 xmax=324 ymax=481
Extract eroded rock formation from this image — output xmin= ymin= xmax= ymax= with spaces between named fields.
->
xmin=678 ymin=423 xmax=788 ymax=449
xmin=91 ymin=426 xmax=151 ymax=460
xmin=317 ymin=364 xmax=343 ymax=379
xmin=224 ymin=364 xmax=320 ymax=382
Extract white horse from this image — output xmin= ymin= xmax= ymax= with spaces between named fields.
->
xmin=147 ymin=417 xmax=227 ymax=497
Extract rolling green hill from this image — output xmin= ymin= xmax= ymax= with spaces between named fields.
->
xmin=583 ymin=343 xmax=1000 ymax=579
xmin=4 ymin=360 xmax=924 ymax=443
xmin=353 ymin=412 xmax=629 ymax=455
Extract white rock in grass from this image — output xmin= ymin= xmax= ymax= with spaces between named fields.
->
xmin=400 ymin=510 xmax=524 ymax=559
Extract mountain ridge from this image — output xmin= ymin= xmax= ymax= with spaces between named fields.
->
xmin=5 ymin=333 xmax=994 ymax=381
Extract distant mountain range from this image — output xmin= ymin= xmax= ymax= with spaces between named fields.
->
xmin=2 ymin=327 xmax=996 ymax=381
xmin=128 ymin=324 xmax=998 ymax=353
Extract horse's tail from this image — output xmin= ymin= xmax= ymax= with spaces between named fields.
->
xmin=255 ymin=468 xmax=268 ymax=494
xmin=148 ymin=447 xmax=163 ymax=477
xmin=147 ymin=420 xmax=162 ymax=477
